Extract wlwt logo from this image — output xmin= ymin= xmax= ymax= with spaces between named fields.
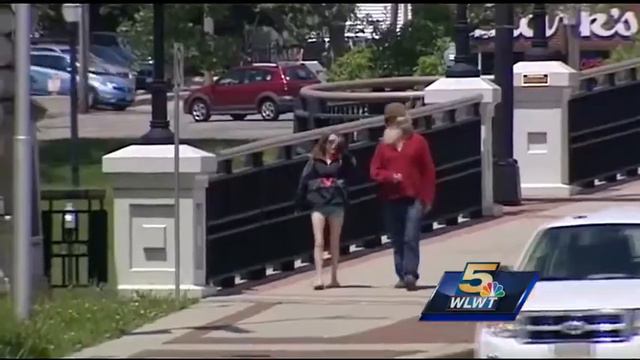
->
xmin=420 ymin=262 xmax=539 ymax=322
xmin=449 ymin=281 xmax=506 ymax=311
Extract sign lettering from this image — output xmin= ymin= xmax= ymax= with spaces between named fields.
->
xmin=471 ymin=8 xmax=639 ymax=40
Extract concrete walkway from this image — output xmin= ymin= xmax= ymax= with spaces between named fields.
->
xmin=70 ymin=179 xmax=640 ymax=359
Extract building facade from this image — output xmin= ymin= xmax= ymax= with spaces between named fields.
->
xmin=470 ymin=5 xmax=640 ymax=73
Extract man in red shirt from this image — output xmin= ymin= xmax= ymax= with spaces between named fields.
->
xmin=370 ymin=103 xmax=436 ymax=291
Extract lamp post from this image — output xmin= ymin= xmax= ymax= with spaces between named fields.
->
xmin=493 ymin=4 xmax=522 ymax=206
xmin=525 ymin=3 xmax=552 ymax=61
xmin=140 ymin=4 xmax=174 ymax=144
xmin=62 ymin=3 xmax=81 ymax=187
xmin=445 ymin=4 xmax=480 ymax=78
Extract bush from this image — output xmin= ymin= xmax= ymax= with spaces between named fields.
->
xmin=0 ymin=289 xmax=195 ymax=358
xmin=327 ymin=46 xmax=378 ymax=82
xmin=413 ymin=37 xmax=451 ymax=76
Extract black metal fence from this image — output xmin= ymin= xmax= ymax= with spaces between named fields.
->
xmin=41 ymin=189 xmax=108 ymax=287
xmin=568 ymin=64 xmax=640 ymax=187
xmin=205 ymin=96 xmax=484 ymax=288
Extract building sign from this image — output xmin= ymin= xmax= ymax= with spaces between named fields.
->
xmin=521 ymin=73 xmax=550 ymax=87
xmin=471 ymin=8 xmax=639 ymax=40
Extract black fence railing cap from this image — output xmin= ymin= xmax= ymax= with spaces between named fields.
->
xmin=215 ymin=94 xmax=484 ymax=162
xmin=41 ymin=189 xmax=106 ymax=201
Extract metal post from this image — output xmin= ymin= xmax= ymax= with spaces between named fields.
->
xmin=140 ymin=4 xmax=174 ymax=144
xmin=13 ymin=3 xmax=33 ymax=320
xmin=78 ymin=4 xmax=89 ymax=113
xmin=173 ymin=43 xmax=183 ymax=300
xmin=525 ymin=3 xmax=552 ymax=61
xmin=565 ymin=4 xmax=581 ymax=70
xmin=445 ymin=4 xmax=480 ymax=78
xmin=69 ymin=22 xmax=80 ymax=187
xmin=493 ymin=3 xmax=522 ymax=206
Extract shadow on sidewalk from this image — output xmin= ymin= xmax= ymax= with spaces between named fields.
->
xmin=126 ymin=314 xmax=390 ymax=337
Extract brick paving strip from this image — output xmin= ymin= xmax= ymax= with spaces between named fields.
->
xmin=68 ymin=181 xmax=640 ymax=359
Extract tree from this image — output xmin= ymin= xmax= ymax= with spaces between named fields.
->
xmin=116 ymin=4 xmax=245 ymax=81
xmin=256 ymin=4 xmax=357 ymax=64
xmin=607 ymin=32 xmax=640 ymax=63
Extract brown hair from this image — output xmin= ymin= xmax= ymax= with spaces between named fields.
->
xmin=311 ymin=133 xmax=346 ymax=159
xmin=384 ymin=102 xmax=408 ymax=127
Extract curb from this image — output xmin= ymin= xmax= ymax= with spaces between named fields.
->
xmin=130 ymin=90 xmax=191 ymax=107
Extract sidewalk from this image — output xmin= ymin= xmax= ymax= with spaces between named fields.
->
xmin=70 ymin=180 xmax=640 ymax=359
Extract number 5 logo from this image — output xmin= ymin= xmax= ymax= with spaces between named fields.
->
xmin=458 ymin=262 xmax=500 ymax=294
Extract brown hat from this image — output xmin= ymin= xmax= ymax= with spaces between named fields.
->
xmin=384 ymin=102 xmax=408 ymax=126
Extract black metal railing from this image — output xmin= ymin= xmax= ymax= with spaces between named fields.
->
xmin=41 ymin=189 xmax=108 ymax=288
xmin=205 ymin=95 xmax=485 ymax=288
xmin=569 ymin=59 xmax=640 ymax=187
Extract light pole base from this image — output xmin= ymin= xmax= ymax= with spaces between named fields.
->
xmin=445 ymin=62 xmax=481 ymax=78
xmin=493 ymin=158 xmax=522 ymax=206
xmin=139 ymin=127 xmax=175 ymax=145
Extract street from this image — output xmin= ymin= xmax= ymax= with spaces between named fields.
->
xmin=37 ymin=100 xmax=294 ymax=141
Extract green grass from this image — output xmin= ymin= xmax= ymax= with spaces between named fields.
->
xmin=0 ymin=289 xmax=196 ymax=358
xmin=0 ymin=137 xmax=244 ymax=358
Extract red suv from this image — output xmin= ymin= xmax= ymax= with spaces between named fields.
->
xmin=184 ymin=62 xmax=321 ymax=122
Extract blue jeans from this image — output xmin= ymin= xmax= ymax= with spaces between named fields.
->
xmin=383 ymin=198 xmax=424 ymax=281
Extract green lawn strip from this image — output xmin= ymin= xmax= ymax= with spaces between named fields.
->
xmin=4 ymin=137 xmax=249 ymax=357
xmin=0 ymin=289 xmax=196 ymax=358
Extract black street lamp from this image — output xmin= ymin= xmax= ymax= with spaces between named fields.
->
xmin=62 ymin=3 xmax=81 ymax=187
xmin=140 ymin=4 xmax=174 ymax=144
xmin=445 ymin=4 xmax=480 ymax=78
xmin=525 ymin=3 xmax=552 ymax=61
xmin=493 ymin=4 xmax=522 ymax=206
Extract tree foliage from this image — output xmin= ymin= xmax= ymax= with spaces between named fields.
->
xmin=256 ymin=3 xmax=357 ymax=62
xmin=116 ymin=4 xmax=243 ymax=74
xmin=328 ymin=4 xmax=453 ymax=81
xmin=607 ymin=33 xmax=640 ymax=63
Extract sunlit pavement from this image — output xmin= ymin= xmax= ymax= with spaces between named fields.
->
xmin=69 ymin=180 xmax=640 ymax=359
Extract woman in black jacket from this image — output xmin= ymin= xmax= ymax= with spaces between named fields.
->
xmin=295 ymin=133 xmax=356 ymax=290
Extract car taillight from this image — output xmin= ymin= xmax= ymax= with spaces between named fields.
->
xmin=280 ymin=72 xmax=288 ymax=92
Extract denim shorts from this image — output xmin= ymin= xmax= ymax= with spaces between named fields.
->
xmin=312 ymin=205 xmax=345 ymax=219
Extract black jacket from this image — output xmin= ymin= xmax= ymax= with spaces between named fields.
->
xmin=295 ymin=152 xmax=357 ymax=211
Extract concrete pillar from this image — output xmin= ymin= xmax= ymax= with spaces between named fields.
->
xmin=102 ymin=144 xmax=217 ymax=298
xmin=423 ymin=77 xmax=503 ymax=217
xmin=513 ymin=61 xmax=579 ymax=197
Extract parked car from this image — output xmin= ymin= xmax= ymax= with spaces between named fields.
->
xmin=30 ymin=65 xmax=70 ymax=96
xmin=475 ymin=207 xmax=640 ymax=358
xmin=281 ymin=60 xmax=328 ymax=82
xmin=30 ymin=48 xmax=136 ymax=88
xmin=29 ymin=59 xmax=136 ymax=110
xmin=90 ymin=32 xmax=137 ymax=66
xmin=183 ymin=62 xmax=320 ymax=122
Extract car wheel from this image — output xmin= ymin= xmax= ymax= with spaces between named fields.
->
xmin=259 ymin=99 xmax=279 ymax=121
xmin=190 ymin=98 xmax=211 ymax=122
xmin=231 ymin=114 xmax=247 ymax=121
xmin=88 ymin=87 xmax=98 ymax=109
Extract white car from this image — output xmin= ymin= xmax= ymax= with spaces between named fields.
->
xmin=475 ymin=207 xmax=640 ymax=358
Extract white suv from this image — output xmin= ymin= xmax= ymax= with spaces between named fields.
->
xmin=475 ymin=207 xmax=640 ymax=358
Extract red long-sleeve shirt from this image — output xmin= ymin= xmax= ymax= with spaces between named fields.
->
xmin=369 ymin=133 xmax=436 ymax=206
